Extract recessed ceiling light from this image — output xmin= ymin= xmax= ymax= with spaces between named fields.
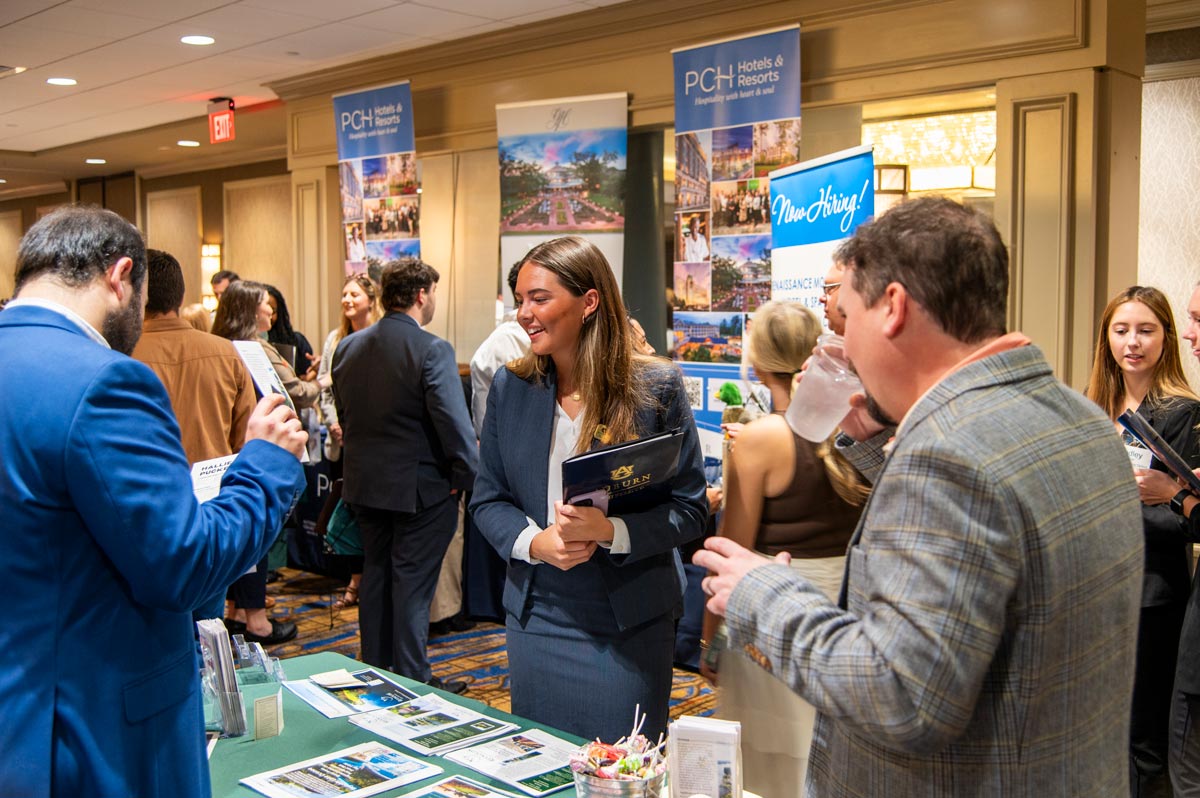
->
xmin=47 ymin=77 xmax=77 ymax=86
xmin=177 ymin=140 xmax=200 ymax=147
xmin=0 ymin=179 xmax=7 ymax=184
xmin=181 ymin=35 xmax=215 ymax=46
xmin=85 ymin=158 xmax=106 ymax=165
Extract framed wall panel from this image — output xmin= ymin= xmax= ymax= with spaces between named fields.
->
xmin=145 ymin=187 xmax=203 ymax=305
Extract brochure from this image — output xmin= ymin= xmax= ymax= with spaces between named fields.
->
xmin=284 ymin=668 xmax=419 ymax=718
xmin=191 ymin=455 xmax=237 ymax=503
xmin=666 ymin=715 xmax=742 ymax=798
xmin=232 ymin=340 xmax=309 ymax=463
xmin=349 ymin=693 xmax=518 ymax=756
xmin=444 ymin=729 xmax=576 ymax=796
xmin=240 ymin=742 xmax=441 ymax=798
xmin=561 ymin=428 xmax=684 ymax=515
xmin=1117 ymin=408 xmax=1200 ymax=494
xmin=396 ymin=775 xmax=526 ymax=798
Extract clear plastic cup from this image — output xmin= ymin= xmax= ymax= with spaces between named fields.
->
xmin=785 ymin=333 xmax=862 ymax=442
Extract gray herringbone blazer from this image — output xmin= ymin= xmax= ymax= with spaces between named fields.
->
xmin=726 ymin=343 xmax=1143 ymax=797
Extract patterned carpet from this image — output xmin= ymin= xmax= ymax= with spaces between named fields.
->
xmin=261 ymin=568 xmax=717 ymax=719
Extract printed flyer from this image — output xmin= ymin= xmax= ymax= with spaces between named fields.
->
xmin=348 ymin=693 xmax=518 ymax=756
xmin=444 ymin=729 xmax=576 ymax=796
xmin=240 ymin=742 xmax=441 ymax=798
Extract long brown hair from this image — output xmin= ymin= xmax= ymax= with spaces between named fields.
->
xmin=211 ymin=280 xmax=267 ymax=342
xmin=1085 ymin=285 xmax=1198 ymax=419
xmin=747 ymin=301 xmax=869 ymax=505
xmin=509 ymin=236 xmax=655 ymax=453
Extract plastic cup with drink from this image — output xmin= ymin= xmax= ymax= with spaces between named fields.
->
xmin=785 ymin=333 xmax=862 ymax=442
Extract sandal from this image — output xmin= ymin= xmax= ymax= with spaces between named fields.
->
xmin=333 ymin=584 xmax=359 ymax=610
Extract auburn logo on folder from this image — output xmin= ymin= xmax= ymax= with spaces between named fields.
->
xmin=610 ymin=464 xmax=635 ymax=480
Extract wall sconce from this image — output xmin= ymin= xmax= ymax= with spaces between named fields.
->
xmin=200 ymin=243 xmax=221 ymax=312
xmin=201 ymin=294 xmax=218 ymax=312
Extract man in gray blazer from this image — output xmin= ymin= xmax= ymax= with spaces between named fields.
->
xmin=697 ymin=197 xmax=1144 ymax=795
xmin=333 ymin=258 xmax=477 ymax=693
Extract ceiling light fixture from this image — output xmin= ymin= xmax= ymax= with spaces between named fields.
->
xmin=47 ymin=77 xmax=77 ymax=86
xmin=177 ymin=140 xmax=200 ymax=147
xmin=85 ymin=158 xmax=106 ymax=165
xmin=181 ymin=35 xmax=215 ymax=46
xmin=0 ymin=179 xmax=7 ymax=184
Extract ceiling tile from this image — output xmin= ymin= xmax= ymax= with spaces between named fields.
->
xmin=0 ymin=0 xmax=56 ymax=27
xmin=22 ymin=5 xmax=162 ymax=38
xmin=0 ymin=22 xmax=114 ymax=68
xmin=347 ymin=3 xmax=492 ymax=39
xmin=240 ymin=0 xmax=399 ymax=23
xmin=499 ymin=2 xmax=593 ymax=26
xmin=172 ymin=4 xmax=330 ymax=46
xmin=236 ymin=21 xmax=418 ymax=63
xmin=417 ymin=0 xmax=583 ymax=21
xmin=68 ymin=0 xmax=232 ymax=23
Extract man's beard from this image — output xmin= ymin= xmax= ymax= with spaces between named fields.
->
xmin=102 ymin=300 xmax=144 ymax=355
xmin=863 ymin=392 xmax=898 ymax=428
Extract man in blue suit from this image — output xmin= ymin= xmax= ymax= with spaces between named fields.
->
xmin=0 ymin=205 xmax=308 ymax=798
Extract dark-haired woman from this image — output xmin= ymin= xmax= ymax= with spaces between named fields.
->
xmin=265 ymin=284 xmax=314 ymax=376
xmin=213 ymin=280 xmax=326 ymax=644
xmin=470 ymin=236 xmax=707 ymax=742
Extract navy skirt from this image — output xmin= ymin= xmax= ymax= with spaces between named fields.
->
xmin=506 ymin=562 xmax=675 ymax=742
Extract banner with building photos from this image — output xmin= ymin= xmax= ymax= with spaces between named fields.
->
xmin=496 ymin=93 xmax=628 ymax=300
xmin=671 ymin=26 xmax=801 ymax=448
xmin=333 ymin=79 xmax=420 ymax=280
xmin=769 ymin=144 xmax=874 ymax=310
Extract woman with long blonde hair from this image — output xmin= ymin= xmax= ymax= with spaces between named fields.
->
xmin=1086 ymin=285 xmax=1200 ymax=796
xmin=470 ymin=236 xmax=707 ymax=742
xmin=700 ymin=301 xmax=867 ymax=796
xmin=317 ymin=273 xmax=382 ymax=610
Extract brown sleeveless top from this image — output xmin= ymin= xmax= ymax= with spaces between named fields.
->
xmin=756 ymin=418 xmax=862 ymax=559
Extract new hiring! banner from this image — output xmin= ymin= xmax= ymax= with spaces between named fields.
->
xmin=670 ymin=26 xmax=801 ymax=453
xmin=333 ymin=80 xmax=421 ymax=278
xmin=768 ymin=144 xmax=875 ymax=312
xmin=496 ymin=93 xmax=628 ymax=302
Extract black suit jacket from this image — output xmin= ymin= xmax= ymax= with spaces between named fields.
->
xmin=332 ymin=312 xmax=477 ymax=513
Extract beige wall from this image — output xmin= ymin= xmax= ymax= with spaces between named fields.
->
xmin=145 ymin=188 xmax=203 ymax=305
xmin=0 ymin=210 xmax=21 ymax=299
xmin=1139 ymin=71 xmax=1200 ymax=390
xmin=141 ymin=160 xmax=289 ymax=246
xmin=224 ymin=175 xmax=294 ymax=325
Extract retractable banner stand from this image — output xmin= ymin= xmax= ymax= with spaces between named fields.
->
xmin=769 ymin=145 xmax=875 ymax=311
xmin=333 ymin=80 xmax=420 ymax=279
xmin=671 ymin=26 xmax=801 ymax=455
xmin=496 ymin=93 xmax=628 ymax=300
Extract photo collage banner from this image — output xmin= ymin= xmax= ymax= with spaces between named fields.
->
xmin=671 ymin=26 xmax=801 ymax=445
xmin=769 ymin=145 xmax=875 ymax=310
xmin=333 ymin=80 xmax=420 ymax=280
xmin=496 ymin=93 xmax=628 ymax=301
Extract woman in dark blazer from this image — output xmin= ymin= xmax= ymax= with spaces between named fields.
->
xmin=470 ymin=236 xmax=707 ymax=742
xmin=1086 ymin=285 xmax=1200 ymax=795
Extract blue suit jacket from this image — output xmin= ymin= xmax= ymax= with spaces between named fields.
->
xmin=469 ymin=360 xmax=707 ymax=631
xmin=0 ymin=306 xmax=305 ymax=798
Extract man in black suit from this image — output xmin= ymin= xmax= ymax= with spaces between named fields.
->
xmin=333 ymin=258 xmax=477 ymax=694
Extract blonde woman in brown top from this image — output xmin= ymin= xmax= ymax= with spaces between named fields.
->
xmin=701 ymin=300 xmax=867 ymax=797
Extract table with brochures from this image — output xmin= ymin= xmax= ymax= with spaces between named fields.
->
xmin=208 ymin=651 xmax=587 ymax=798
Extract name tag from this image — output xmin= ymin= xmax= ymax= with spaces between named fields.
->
xmin=1125 ymin=443 xmax=1153 ymax=470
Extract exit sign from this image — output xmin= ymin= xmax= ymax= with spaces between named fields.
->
xmin=208 ymin=99 xmax=235 ymax=144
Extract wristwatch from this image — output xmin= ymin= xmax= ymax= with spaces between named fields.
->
xmin=1170 ymin=489 xmax=1190 ymax=515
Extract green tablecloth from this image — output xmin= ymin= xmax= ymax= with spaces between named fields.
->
xmin=209 ymin=651 xmax=586 ymax=798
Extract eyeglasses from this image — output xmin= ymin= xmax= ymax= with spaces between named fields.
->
xmin=821 ymin=282 xmax=842 ymax=297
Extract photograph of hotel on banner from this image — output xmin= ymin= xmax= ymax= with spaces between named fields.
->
xmin=498 ymin=127 xmax=626 ymax=234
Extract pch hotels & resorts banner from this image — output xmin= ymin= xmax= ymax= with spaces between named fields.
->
xmin=333 ymin=80 xmax=420 ymax=279
xmin=769 ymin=144 xmax=875 ymax=311
xmin=496 ymin=93 xmax=628 ymax=297
xmin=671 ymin=26 xmax=801 ymax=454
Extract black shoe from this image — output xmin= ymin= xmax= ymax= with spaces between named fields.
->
xmin=425 ymin=676 xmax=468 ymax=695
xmin=242 ymin=619 xmax=298 ymax=646
xmin=223 ymin=619 xmax=247 ymax=635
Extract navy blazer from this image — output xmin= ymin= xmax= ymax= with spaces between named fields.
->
xmin=333 ymin=311 xmax=478 ymax=513
xmin=470 ymin=360 xmax=707 ymax=631
xmin=0 ymin=305 xmax=305 ymax=798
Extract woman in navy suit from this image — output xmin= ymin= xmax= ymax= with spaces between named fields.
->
xmin=470 ymin=236 xmax=707 ymax=741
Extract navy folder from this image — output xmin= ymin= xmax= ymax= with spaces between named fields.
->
xmin=561 ymin=428 xmax=685 ymax=515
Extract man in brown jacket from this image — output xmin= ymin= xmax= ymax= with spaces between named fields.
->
xmin=132 ymin=249 xmax=296 ymax=642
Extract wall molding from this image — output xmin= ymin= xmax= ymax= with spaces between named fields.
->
xmin=1144 ymin=57 xmax=1200 ymax=81
xmin=1147 ymin=0 xmax=1200 ymax=32
xmin=136 ymin=146 xmax=286 ymax=180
